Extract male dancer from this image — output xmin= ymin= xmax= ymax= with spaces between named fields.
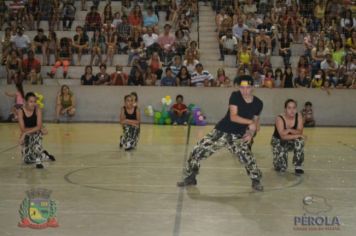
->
xmin=177 ymin=76 xmax=264 ymax=191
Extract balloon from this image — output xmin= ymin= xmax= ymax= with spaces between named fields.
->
xmin=165 ymin=118 xmax=172 ymax=125
xmin=158 ymin=118 xmax=164 ymax=125
xmin=198 ymin=115 xmax=204 ymax=121
xmin=154 ymin=118 xmax=159 ymax=124
xmin=188 ymin=104 xmax=195 ymax=111
xmin=162 ymin=111 xmax=169 ymax=119
xmin=38 ymin=103 xmax=44 ymax=109
xmin=154 ymin=112 xmax=161 ymax=119
xmin=35 ymin=92 xmax=44 ymax=109
xmin=161 ymin=98 xmax=167 ymax=105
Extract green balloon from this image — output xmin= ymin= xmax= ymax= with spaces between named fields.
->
xmin=188 ymin=104 xmax=195 ymax=111
xmin=162 ymin=111 xmax=169 ymax=119
xmin=165 ymin=118 xmax=172 ymax=125
xmin=154 ymin=117 xmax=159 ymax=124
xmin=159 ymin=118 xmax=165 ymax=125
xmin=154 ymin=112 xmax=161 ymax=119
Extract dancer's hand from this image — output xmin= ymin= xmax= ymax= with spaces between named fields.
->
xmin=19 ymin=134 xmax=25 ymax=145
xmin=242 ymin=132 xmax=253 ymax=143
xmin=248 ymin=122 xmax=257 ymax=133
xmin=41 ymin=127 xmax=48 ymax=135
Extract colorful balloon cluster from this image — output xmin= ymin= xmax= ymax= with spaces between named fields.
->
xmin=188 ymin=104 xmax=207 ymax=126
xmin=35 ymin=92 xmax=44 ymax=109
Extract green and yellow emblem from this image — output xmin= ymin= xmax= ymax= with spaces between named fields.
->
xmin=18 ymin=188 xmax=59 ymax=229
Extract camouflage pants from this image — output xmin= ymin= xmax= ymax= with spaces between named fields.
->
xmin=271 ymin=136 xmax=304 ymax=170
xmin=184 ymin=129 xmax=262 ymax=181
xmin=120 ymin=125 xmax=140 ymax=149
xmin=22 ymin=132 xmax=46 ymax=164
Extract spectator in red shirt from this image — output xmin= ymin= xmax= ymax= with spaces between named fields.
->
xmin=170 ymin=94 xmax=189 ymax=125
xmin=128 ymin=4 xmax=143 ymax=29
xmin=22 ymin=50 xmax=42 ymax=84
xmin=84 ymin=6 xmax=102 ymax=31
xmin=110 ymin=65 xmax=128 ymax=86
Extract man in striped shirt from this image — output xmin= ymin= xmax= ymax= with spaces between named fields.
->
xmin=190 ymin=63 xmax=214 ymax=87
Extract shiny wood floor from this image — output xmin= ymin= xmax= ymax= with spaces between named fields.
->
xmin=0 ymin=123 xmax=355 ymax=236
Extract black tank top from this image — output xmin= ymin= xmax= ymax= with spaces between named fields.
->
xmin=273 ymin=113 xmax=298 ymax=139
xmin=22 ymin=108 xmax=37 ymax=128
xmin=124 ymin=107 xmax=137 ymax=120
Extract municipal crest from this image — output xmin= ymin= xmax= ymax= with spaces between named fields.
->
xmin=18 ymin=188 xmax=59 ymax=229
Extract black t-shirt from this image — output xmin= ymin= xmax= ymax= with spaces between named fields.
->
xmin=215 ymin=91 xmax=263 ymax=135
xmin=294 ymin=77 xmax=310 ymax=88
xmin=34 ymin=34 xmax=48 ymax=44
xmin=129 ymin=37 xmax=143 ymax=49
xmin=81 ymin=75 xmax=97 ymax=85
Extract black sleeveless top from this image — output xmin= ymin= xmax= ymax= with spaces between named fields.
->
xmin=124 ymin=107 xmax=137 ymax=120
xmin=273 ymin=113 xmax=298 ymax=139
xmin=22 ymin=108 xmax=37 ymax=128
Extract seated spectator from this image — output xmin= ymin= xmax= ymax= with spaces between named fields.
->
xmin=263 ymin=69 xmax=274 ymax=88
xmin=110 ymin=65 xmax=128 ymax=86
xmin=72 ymin=26 xmax=89 ymax=65
xmin=311 ymin=39 xmax=329 ymax=76
xmin=48 ymin=0 xmax=61 ymax=31
xmin=158 ymin=24 xmax=176 ymax=65
xmin=297 ymin=55 xmax=311 ymax=77
xmin=48 ymin=38 xmax=72 ymax=79
xmin=144 ymin=67 xmax=157 ymax=86
xmin=6 ymin=49 xmax=22 ymax=84
xmin=103 ymin=1 xmax=113 ymax=25
xmin=254 ymin=40 xmax=271 ymax=68
xmin=216 ymin=68 xmax=230 ymax=87
xmin=240 ymin=30 xmax=253 ymax=51
xmin=112 ymin=12 xmax=122 ymax=28
xmin=294 ymin=69 xmax=310 ymax=88
xmin=10 ymin=27 xmax=31 ymax=55
xmin=32 ymin=29 xmax=48 ymax=65
xmin=143 ymin=6 xmax=158 ymax=32
xmin=95 ymin=64 xmax=110 ymax=85
xmin=238 ymin=44 xmax=252 ymax=71
xmin=232 ymin=18 xmax=248 ymax=40
xmin=255 ymin=29 xmax=272 ymax=50
xmin=128 ymin=69 xmax=145 ymax=86
xmin=84 ymin=6 xmax=102 ymax=31
xmin=274 ymin=68 xmax=283 ymax=88
xmin=105 ymin=27 xmax=117 ymax=65
xmin=341 ymin=9 xmax=355 ymax=39
xmin=339 ymin=53 xmax=356 ymax=83
xmin=148 ymin=52 xmax=163 ymax=80
xmin=332 ymin=40 xmax=345 ymax=66
xmin=175 ymin=29 xmax=190 ymax=56
xmin=128 ymin=4 xmax=143 ymax=29
xmin=219 ymin=29 xmax=238 ymax=61
xmin=0 ymin=0 xmax=8 ymax=31
xmin=128 ymin=28 xmax=144 ymax=66
xmin=80 ymin=65 xmax=97 ymax=85
xmin=302 ymin=101 xmax=315 ymax=127
xmin=190 ymin=63 xmax=214 ymax=87
xmin=62 ymin=0 xmax=76 ymax=31
xmin=142 ymin=27 xmax=159 ymax=58
xmin=170 ymin=95 xmax=189 ymax=125
xmin=46 ymin=31 xmax=58 ymax=66
xmin=183 ymin=51 xmax=199 ymax=75
xmin=161 ymin=68 xmax=176 ymax=86
xmin=155 ymin=0 xmax=170 ymax=20
xmin=4 ymin=83 xmax=24 ymax=122
xmin=1 ymin=28 xmax=12 ymax=65
xmin=90 ymin=29 xmax=106 ymax=66
xmin=321 ymin=52 xmax=339 ymax=87
xmin=310 ymin=69 xmax=325 ymax=88
xmin=282 ymin=65 xmax=295 ymax=88
xmin=345 ymin=30 xmax=356 ymax=54
xmin=279 ymin=30 xmax=292 ymax=67
xmin=244 ymin=0 xmax=257 ymax=14
xmin=22 ymin=50 xmax=41 ymax=84
xmin=55 ymin=85 xmax=75 ymax=123
xmin=170 ymin=55 xmax=182 ymax=77
xmin=117 ymin=15 xmax=132 ymax=53
xmin=176 ymin=66 xmax=191 ymax=86
xmin=185 ymin=40 xmax=200 ymax=60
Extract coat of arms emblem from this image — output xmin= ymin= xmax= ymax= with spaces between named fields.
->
xmin=18 ymin=188 xmax=59 ymax=229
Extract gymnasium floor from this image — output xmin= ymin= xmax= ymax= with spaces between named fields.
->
xmin=0 ymin=123 xmax=355 ymax=236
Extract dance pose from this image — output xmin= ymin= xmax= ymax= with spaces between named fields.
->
xmin=119 ymin=94 xmax=141 ymax=151
xmin=18 ymin=92 xmax=55 ymax=169
xmin=177 ymin=76 xmax=264 ymax=191
xmin=271 ymin=99 xmax=305 ymax=175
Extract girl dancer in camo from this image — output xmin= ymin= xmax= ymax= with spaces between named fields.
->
xmin=177 ymin=76 xmax=264 ymax=191
xmin=271 ymin=99 xmax=305 ymax=175
xmin=119 ymin=94 xmax=141 ymax=151
xmin=18 ymin=92 xmax=55 ymax=169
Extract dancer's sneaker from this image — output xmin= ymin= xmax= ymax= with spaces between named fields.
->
xmin=43 ymin=150 xmax=56 ymax=161
xmin=36 ymin=163 xmax=44 ymax=169
xmin=177 ymin=173 xmax=197 ymax=187
xmin=295 ymin=166 xmax=304 ymax=175
xmin=252 ymin=180 xmax=264 ymax=191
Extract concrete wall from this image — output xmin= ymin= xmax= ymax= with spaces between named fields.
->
xmin=0 ymin=85 xmax=355 ymax=126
